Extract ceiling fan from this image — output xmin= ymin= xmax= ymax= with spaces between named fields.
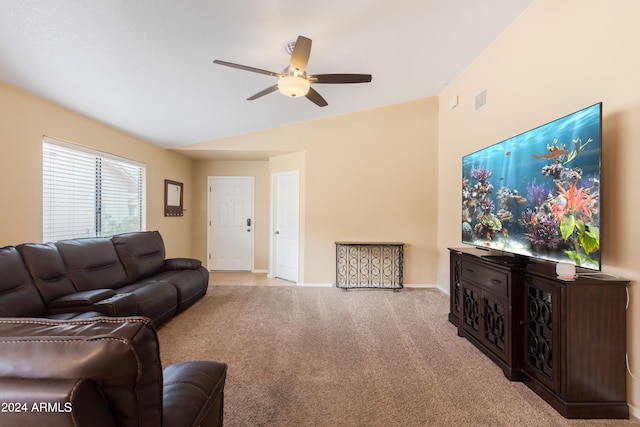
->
xmin=213 ymin=35 xmax=372 ymax=107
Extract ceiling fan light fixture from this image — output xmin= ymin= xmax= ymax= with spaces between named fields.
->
xmin=214 ymin=35 xmax=371 ymax=107
xmin=278 ymin=75 xmax=310 ymax=97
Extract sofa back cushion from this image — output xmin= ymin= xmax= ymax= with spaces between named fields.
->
xmin=112 ymin=231 xmax=166 ymax=283
xmin=0 ymin=317 xmax=163 ymax=427
xmin=56 ymin=238 xmax=129 ymax=291
xmin=0 ymin=246 xmax=48 ymax=317
xmin=17 ymin=242 xmax=77 ymax=304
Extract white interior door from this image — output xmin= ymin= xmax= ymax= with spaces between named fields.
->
xmin=273 ymin=171 xmax=299 ymax=282
xmin=208 ymin=176 xmax=254 ymax=271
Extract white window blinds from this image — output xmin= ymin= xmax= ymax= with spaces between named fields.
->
xmin=43 ymin=137 xmax=146 ymax=242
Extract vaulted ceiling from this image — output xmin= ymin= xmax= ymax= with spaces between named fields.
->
xmin=0 ymin=1 xmax=532 ymax=150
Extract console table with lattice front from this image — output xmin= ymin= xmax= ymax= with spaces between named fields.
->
xmin=335 ymin=242 xmax=403 ymax=290
xmin=448 ymin=247 xmax=629 ymax=419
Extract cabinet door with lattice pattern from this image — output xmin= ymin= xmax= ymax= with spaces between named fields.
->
xmin=523 ymin=276 xmax=560 ymax=391
xmin=483 ymin=292 xmax=509 ymax=361
xmin=461 ymin=281 xmax=482 ymax=341
xmin=449 ymin=251 xmax=462 ymax=325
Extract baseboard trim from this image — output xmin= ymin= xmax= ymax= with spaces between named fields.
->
xmin=630 ymin=403 xmax=639 ymax=420
xmin=405 ymin=284 xmax=449 ymax=295
xmin=404 ymin=284 xmax=439 ymax=289
xmin=297 ymin=282 xmax=333 ymax=287
xmin=295 ymin=283 xmax=449 ymax=294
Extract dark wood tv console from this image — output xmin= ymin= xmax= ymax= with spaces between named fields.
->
xmin=448 ymin=247 xmax=629 ymax=419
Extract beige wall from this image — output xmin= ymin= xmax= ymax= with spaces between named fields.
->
xmin=0 ymin=82 xmax=195 ymax=257
xmin=302 ymin=100 xmax=438 ymax=285
xmin=188 ymin=97 xmax=440 ymax=285
xmin=437 ymin=0 xmax=640 ymax=413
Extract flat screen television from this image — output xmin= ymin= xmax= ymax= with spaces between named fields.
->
xmin=462 ymin=103 xmax=602 ymax=270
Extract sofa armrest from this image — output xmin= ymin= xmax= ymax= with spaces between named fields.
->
xmin=48 ymin=291 xmax=137 ymax=317
xmin=92 ymin=292 xmax=138 ymax=317
xmin=0 ymin=377 xmax=116 ymax=427
xmin=48 ymin=289 xmax=116 ymax=309
xmin=163 ymin=361 xmax=228 ymax=427
xmin=0 ymin=317 xmax=164 ymax=426
xmin=165 ymin=258 xmax=202 ymax=271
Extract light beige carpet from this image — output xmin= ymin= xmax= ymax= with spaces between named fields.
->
xmin=158 ymin=286 xmax=639 ymax=427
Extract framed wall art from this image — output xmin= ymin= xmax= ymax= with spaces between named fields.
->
xmin=164 ymin=179 xmax=184 ymax=216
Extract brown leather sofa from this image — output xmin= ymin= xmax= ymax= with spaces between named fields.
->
xmin=0 ymin=231 xmax=208 ymax=327
xmin=0 ymin=317 xmax=227 ymax=427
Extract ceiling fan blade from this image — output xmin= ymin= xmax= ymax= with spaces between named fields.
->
xmin=309 ymin=74 xmax=372 ymax=84
xmin=305 ymin=87 xmax=328 ymax=107
xmin=213 ymin=60 xmax=282 ymax=77
xmin=289 ymin=36 xmax=312 ymax=73
xmin=247 ymin=84 xmax=279 ymax=100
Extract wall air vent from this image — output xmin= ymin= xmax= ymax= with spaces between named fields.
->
xmin=475 ymin=88 xmax=487 ymax=111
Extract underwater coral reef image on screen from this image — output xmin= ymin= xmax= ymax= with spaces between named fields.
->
xmin=462 ymin=103 xmax=602 ymax=270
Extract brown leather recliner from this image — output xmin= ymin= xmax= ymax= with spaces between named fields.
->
xmin=0 ymin=317 xmax=227 ymax=427
xmin=0 ymin=231 xmax=209 ymax=327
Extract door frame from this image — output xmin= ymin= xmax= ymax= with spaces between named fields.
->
xmin=269 ymin=171 xmax=299 ymax=282
xmin=207 ymin=176 xmax=255 ymax=271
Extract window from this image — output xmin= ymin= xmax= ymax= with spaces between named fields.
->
xmin=43 ymin=137 xmax=146 ymax=242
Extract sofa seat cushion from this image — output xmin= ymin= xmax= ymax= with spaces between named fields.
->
xmin=0 ymin=247 xmax=48 ymax=317
xmin=112 ymin=231 xmax=166 ymax=283
xmin=47 ymin=311 xmax=105 ymax=320
xmin=154 ymin=268 xmax=209 ymax=313
xmin=56 ymin=238 xmax=129 ymax=292
xmin=163 ymin=361 xmax=228 ymax=427
xmin=117 ymin=281 xmax=177 ymax=327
